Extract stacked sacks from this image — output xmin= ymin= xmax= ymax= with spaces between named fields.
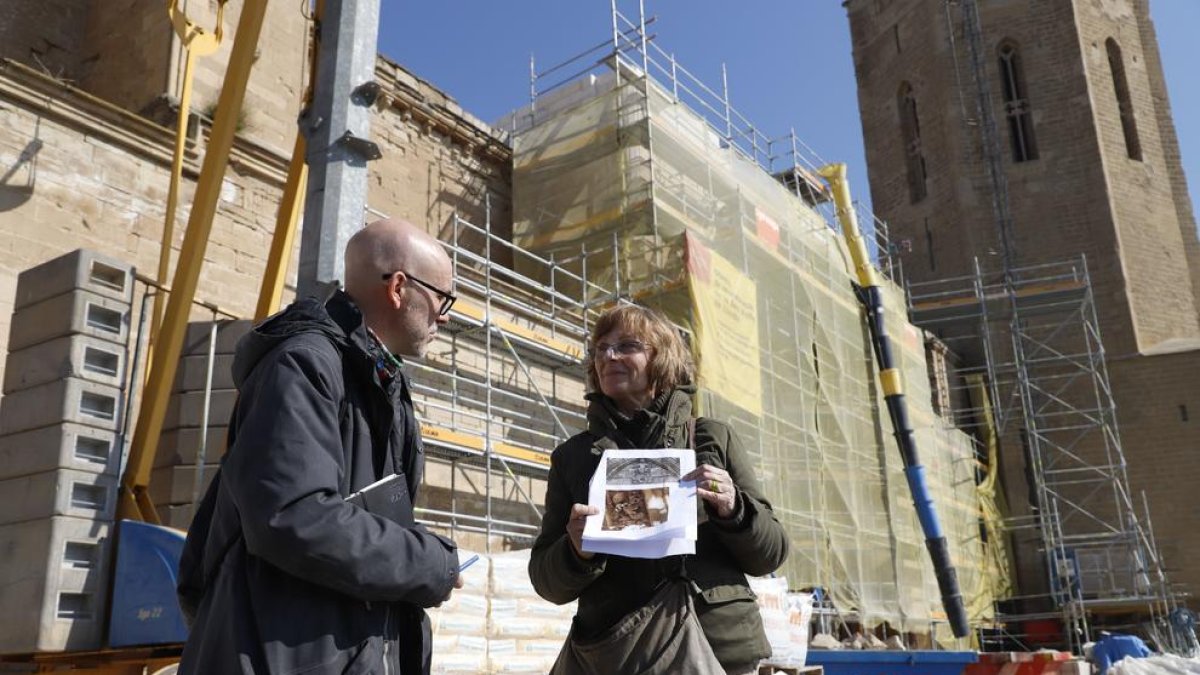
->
xmin=429 ymin=549 xmax=489 ymax=674
xmin=488 ymin=550 xmax=574 ymax=673
xmin=748 ymin=575 xmax=814 ymax=668
xmin=428 ymin=548 xmax=576 ymax=674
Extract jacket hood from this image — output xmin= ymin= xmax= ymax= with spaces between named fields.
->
xmin=231 ymin=292 xmax=358 ymax=388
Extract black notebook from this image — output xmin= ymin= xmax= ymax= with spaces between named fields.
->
xmin=346 ymin=473 xmax=415 ymax=528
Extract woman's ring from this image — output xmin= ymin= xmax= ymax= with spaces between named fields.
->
xmin=710 ymin=479 xmax=720 ymax=493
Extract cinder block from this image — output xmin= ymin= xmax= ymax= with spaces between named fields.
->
xmin=0 ymin=516 xmax=112 ymax=653
xmin=15 ymin=249 xmax=134 ymax=310
xmin=163 ymin=389 xmax=237 ymax=429
xmin=0 ymin=469 xmax=117 ymax=525
xmin=8 ymin=290 xmax=131 ymax=352
xmin=149 ymin=464 xmax=220 ymax=506
xmin=154 ymin=426 xmax=229 ymax=468
xmin=3 ymin=334 xmax=127 ymax=394
xmin=173 ymin=353 xmax=236 ymax=392
xmin=0 ymin=424 xmax=120 ymax=480
xmin=182 ymin=320 xmax=252 ymax=356
xmin=0 ymin=378 xmax=123 ymax=436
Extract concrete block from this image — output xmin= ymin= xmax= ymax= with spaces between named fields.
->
xmin=0 ymin=378 xmax=123 ymax=436
xmin=149 ymin=464 xmax=220 ymax=506
xmin=15 ymin=249 xmax=134 ymax=310
xmin=182 ymin=320 xmax=252 ymax=356
xmin=8 ymin=290 xmax=130 ymax=351
xmin=163 ymin=388 xmax=237 ymax=429
xmin=155 ymin=504 xmax=196 ymax=531
xmin=154 ymin=426 xmax=229 ymax=468
xmin=0 ymin=424 xmax=120 ymax=480
xmin=0 ymin=516 xmax=112 ymax=653
xmin=0 ymin=469 xmax=117 ymax=525
xmin=3 ymin=334 xmax=126 ymax=394
xmin=173 ymin=353 xmax=236 ymax=392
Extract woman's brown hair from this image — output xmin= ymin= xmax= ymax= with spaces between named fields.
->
xmin=586 ymin=305 xmax=695 ymax=396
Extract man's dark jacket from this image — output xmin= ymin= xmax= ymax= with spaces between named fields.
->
xmin=177 ymin=291 xmax=458 ymax=675
xmin=528 ymin=388 xmax=790 ymax=669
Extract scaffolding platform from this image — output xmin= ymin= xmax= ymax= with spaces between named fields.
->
xmin=420 ymin=423 xmax=552 ymax=474
xmin=910 ymin=271 xmax=1088 ymax=327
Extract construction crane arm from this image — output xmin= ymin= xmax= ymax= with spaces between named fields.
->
xmin=820 ymin=163 xmax=971 ymax=639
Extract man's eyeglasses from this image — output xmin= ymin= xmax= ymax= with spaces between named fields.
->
xmin=382 ymin=271 xmax=457 ymax=317
xmin=591 ymin=340 xmax=649 ymax=361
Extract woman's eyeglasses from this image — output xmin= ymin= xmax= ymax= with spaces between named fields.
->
xmin=591 ymin=340 xmax=649 ymax=361
xmin=382 ymin=271 xmax=457 ymax=317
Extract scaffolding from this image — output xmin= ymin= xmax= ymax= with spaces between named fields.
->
xmin=499 ymin=1 xmax=996 ymax=641
xmin=908 ymin=258 xmax=1188 ymax=653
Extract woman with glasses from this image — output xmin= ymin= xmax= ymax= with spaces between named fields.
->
xmin=529 ymin=304 xmax=789 ymax=675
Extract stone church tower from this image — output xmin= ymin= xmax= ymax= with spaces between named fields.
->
xmin=846 ymin=0 xmax=1200 ymax=613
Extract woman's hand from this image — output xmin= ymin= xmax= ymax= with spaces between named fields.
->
xmin=567 ymin=503 xmax=599 ymax=559
xmin=684 ymin=464 xmax=737 ymax=519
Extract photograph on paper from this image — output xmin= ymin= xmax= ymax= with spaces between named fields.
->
xmin=605 ymin=456 xmax=680 ymax=486
xmin=603 ymin=487 xmax=670 ymax=531
xmin=582 ymin=449 xmax=698 ymax=559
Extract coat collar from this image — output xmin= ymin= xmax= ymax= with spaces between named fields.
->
xmin=585 ymin=386 xmax=695 ymax=453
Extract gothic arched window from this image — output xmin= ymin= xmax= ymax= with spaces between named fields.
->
xmin=998 ymin=41 xmax=1038 ymax=162
xmin=1106 ymin=38 xmax=1142 ymax=161
xmin=898 ymin=82 xmax=928 ymax=203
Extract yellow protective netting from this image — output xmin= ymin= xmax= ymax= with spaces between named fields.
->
xmin=511 ymin=71 xmax=1004 ymax=635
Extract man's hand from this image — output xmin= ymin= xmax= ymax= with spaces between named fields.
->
xmin=684 ymin=464 xmax=737 ymax=520
xmin=567 ymin=503 xmax=599 ymax=560
xmin=434 ymin=571 xmax=465 ymax=608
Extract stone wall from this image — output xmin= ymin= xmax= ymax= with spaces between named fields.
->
xmin=1109 ymin=347 xmax=1200 ymax=599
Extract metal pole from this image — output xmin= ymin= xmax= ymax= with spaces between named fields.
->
xmin=297 ymin=0 xmax=382 ymax=298
xmin=190 ymin=317 xmax=219 ymax=518
xmin=484 ymin=194 xmax=494 ymax=553
xmin=609 ymin=0 xmax=620 ymax=54
xmin=529 ymin=53 xmax=537 ymax=112
xmin=638 ymin=0 xmax=649 ymax=76
xmin=722 ymin=63 xmax=732 ymax=142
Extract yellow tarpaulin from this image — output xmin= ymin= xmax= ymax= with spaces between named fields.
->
xmin=686 ymin=233 xmax=763 ymax=417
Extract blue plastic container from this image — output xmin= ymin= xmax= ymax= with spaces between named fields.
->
xmin=805 ymin=650 xmax=978 ymax=675
xmin=108 ymin=519 xmax=189 ymax=647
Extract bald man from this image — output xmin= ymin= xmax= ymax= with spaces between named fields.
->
xmin=178 ymin=219 xmax=462 ymax=675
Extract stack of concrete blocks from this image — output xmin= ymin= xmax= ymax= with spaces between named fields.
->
xmin=0 ymin=250 xmax=132 ymax=653
xmin=151 ymin=319 xmax=249 ymax=530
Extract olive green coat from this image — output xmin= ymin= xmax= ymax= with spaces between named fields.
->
xmin=528 ymin=390 xmax=790 ymax=669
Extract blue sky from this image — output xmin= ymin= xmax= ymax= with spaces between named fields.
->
xmin=378 ymin=1 xmax=1198 ymax=223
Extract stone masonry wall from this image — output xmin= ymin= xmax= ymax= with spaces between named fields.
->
xmin=1108 ymin=348 xmax=1200 ymax=600
xmin=0 ymin=0 xmax=91 ymax=80
xmin=1073 ymin=0 xmax=1200 ymax=351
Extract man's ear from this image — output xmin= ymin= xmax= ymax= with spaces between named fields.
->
xmin=387 ymin=271 xmax=407 ymax=309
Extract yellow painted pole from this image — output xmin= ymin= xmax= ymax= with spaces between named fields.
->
xmin=254 ymin=0 xmax=322 ymax=321
xmin=120 ymin=0 xmax=269 ymax=523
xmin=153 ymin=1 xmax=224 ymax=342
xmin=256 ymin=137 xmax=307 ymax=320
